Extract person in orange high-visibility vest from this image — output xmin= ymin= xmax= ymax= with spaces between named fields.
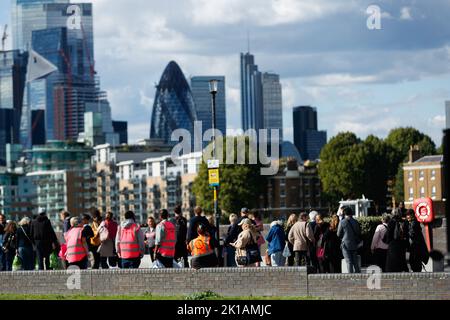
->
xmin=154 ymin=209 xmax=176 ymax=268
xmin=64 ymin=217 xmax=89 ymax=269
xmin=188 ymin=224 xmax=218 ymax=269
xmin=115 ymin=211 xmax=145 ymax=269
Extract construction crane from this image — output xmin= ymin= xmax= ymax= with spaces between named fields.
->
xmin=1 ymin=24 xmax=8 ymax=52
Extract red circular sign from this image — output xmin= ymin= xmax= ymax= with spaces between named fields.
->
xmin=413 ymin=198 xmax=434 ymax=224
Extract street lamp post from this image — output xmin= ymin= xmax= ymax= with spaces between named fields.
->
xmin=209 ymin=80 xmax=221 ymax=262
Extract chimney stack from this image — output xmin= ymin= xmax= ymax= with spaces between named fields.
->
xmin=408 ymin=145 xmax=420 ymax=163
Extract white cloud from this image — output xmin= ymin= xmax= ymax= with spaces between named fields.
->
xmin=428 ymin=115 xmax=445 ymax=128
xmin=188 ymin=0 xmax=355 ymax=26
xmin=400 ymin=7 xmax=413 ymax=20
xmin=307 ymin=73 xmax=379 ymax=87
xmin=331 ymin=106 xmax=400 ymax=139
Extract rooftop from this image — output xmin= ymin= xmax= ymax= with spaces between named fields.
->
xmin=414 ymin=155 xmax=443 ymax=164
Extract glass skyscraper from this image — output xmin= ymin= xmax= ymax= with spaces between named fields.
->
xmin=190 ymin=76 xmax=226 ymax=139
xmin=262 ymin=72 xmax=283 ymax=143
xmin=150 ymin=61 xmax=198 ymax=145
xmin=0 ymin=50 xmax=28 ymax=141
xmin=12 ymin=0 xmax=104 ymax=142
xmin=0 ymin=50 xmax=28 ymax=165
xmin=240 ymin=52 xmax=264 ymax=132
xmin=241 ymin=52 xmax=283 ymax=147
xmin=293 ymin=106 xmax=327 ymax=161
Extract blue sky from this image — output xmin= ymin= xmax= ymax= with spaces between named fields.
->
xmin=1 ymin=0 xmax=450 ymax=146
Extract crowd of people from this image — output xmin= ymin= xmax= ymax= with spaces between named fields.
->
xmin=0 ymin=204 xmax=430 ymax=273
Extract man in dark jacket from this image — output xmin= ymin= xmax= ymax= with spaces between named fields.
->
xmin=384 ymin=213 xmax=409 ymax=272
xmin=187 ymin=206 xmax=210 ymax=242
xmin=170 ymin=205 xmax=189 ymax=268
xmin=406 ymin=209 xmax=429 ymax=272
xmin=30 ymin=212 xmax=59 ymax=270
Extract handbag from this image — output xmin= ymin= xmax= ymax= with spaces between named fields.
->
xmin=236 ymin=233 xmax=261 ymax=266
xmin=282 ymin=243 xmax=291 ymax=258
xmin=99 ymin=223 xmax=109 ymax=242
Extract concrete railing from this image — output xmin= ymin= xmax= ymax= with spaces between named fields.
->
xmin=0 ymin=268 xmax=449 ymax=300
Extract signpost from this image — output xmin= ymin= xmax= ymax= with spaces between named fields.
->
xmin=413 ymin=197 xmax=435 ymax=251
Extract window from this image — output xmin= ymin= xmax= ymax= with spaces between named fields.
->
xmin=409 ymin=187 xmax=414 ymax=200
xmin=432 ymin=186 xmax=437 ymax=198
xmin=419 ymin=171 xmax=425 ymax=181
xmin=420 ymin=187 xmax=425 ymax=198
xmin=408 ymin=171 xmax=413 ymax=182
xmin=431 ymin=170 xmax=436 ymax=181
xmin=183 ymin=163 xmax=188 ymax=174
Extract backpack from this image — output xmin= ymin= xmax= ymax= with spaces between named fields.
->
xmin=99 ymin=223 xmax=109 ymax=242
xmin=174 ymin=217 xmax=187 ymax=243
xmin=2 ymin=233 xmax=17 ymax=253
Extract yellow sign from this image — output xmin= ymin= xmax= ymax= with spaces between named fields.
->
xmin=208 ymin=169 xmax=220 ymax=186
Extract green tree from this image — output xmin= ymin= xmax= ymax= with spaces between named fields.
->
xmin=385 ymin=127 xmax=437 ymax=202
xmin=318 ymin=132 xmax=367 ymax=203
xmin=192 ymin=136 xmax=266 ymax=215
xmin=362 ymin=135 xmax=390 ymax=206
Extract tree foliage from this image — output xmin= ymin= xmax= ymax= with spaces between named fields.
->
xmin=192 ymin=136 xmax=266 ymax=215
xmin=319 ymin=127 xmax=436 ymax=207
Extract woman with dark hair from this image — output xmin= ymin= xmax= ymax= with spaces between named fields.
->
xmin=249 ymin=211 xmax=265 ymax=267
xmin=406 ymin=209 xmax=429 ymax=272
xmin=314 ymin=214 xmax=330 ymax=273
xmin=384 ymin=213 xmax=409 ymax=272
xmin=321 ymin=214 xmax=342 ymax=273
xmin=2 ymin=221 xmax=18 ymax=271
xmin=144 ymin=216 xmax=157 ymax=262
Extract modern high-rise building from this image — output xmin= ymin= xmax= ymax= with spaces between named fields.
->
xmin=262 ymin=72 xmax=283 ymax=143
xmin=0 ymin=50 xmax=28 ymax=147
xmin=293 ymin=106 xmax=327 ymax=161
xmin=190 ymin=76 xmax=226 ymax=139
xmin=12 ymin=0 xmax=111 ymax=142
xmin=112 ymin=121 xmax=128 ymax=145
xmin=31 ymin=109 xmax=46 ymax=145
xmin=150 ymin=61 xmax=197 ymax=146
xmin=240 ymin=52 xmax=263 ymax=132
xmin=0 ymin=109 xmax=14 ymax=166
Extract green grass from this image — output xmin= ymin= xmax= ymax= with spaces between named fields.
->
xmin=0 ymin=293 xmax=317 ymax=301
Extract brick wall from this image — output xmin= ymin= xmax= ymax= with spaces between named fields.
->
xmin=0 ymin=268 xmax=449 ymax=299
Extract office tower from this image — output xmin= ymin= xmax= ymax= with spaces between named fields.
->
xmin=446 ymin=101 xmax=450 ymax=129
xmin=31 ymin=109 xmax=45 ymax=145
xmin=240 ymin=52 xmax=263 ymax=132
xmin=293 ymin=106 xmax=327 ymax=161
xmin=112 ymin=121 xmax=128 ymax=145
xmin=150 ymin=61 xmax=197 ymax=145
xmin=0 ymin=109 xmax=14 ymax=166
xmin=12 ymin=0 xmax=111 ymax=142
xmin=0 ymin=50 xmax=28 ymax=144
xmin=190 ymin=76 xmax=226 ymax=138
xmin=262 ymin=72 xmax=283 ymax=143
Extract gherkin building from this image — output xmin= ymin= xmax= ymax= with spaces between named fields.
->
xmin=150 ymin=61 xmax=197 ymax=144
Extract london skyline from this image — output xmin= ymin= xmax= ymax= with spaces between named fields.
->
xmin=1 ymin=0 xmax=449 ymax=146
